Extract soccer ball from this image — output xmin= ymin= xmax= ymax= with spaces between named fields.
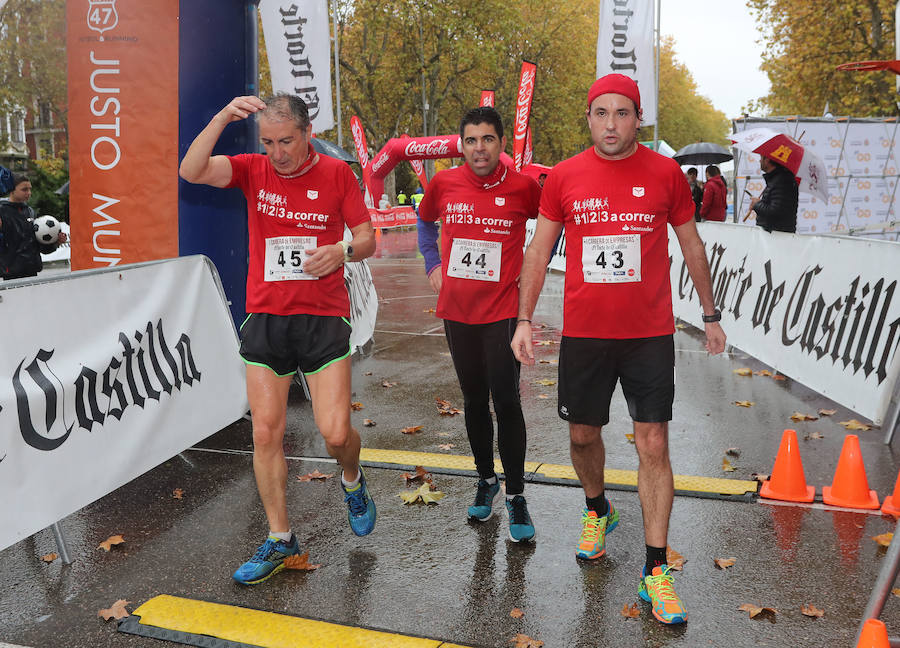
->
xmin=33 ymin=215 xmax=61 ymax=244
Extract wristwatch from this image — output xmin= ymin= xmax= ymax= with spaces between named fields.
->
xmin=701 ymin=309 xmax=722 ymax=323
xmin=338 ymin=240 xmax=354 ymax=263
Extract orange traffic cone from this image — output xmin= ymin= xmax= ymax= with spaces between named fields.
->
xmin=760 ymin=429 xmax=815 ymax=503
xmin=857 ymin=618 xmax=889 ymax=648
xmin=881 ymin=469 xmax=900 ymax=516
xmin=823 ymin=435 xmax=880 ymax=509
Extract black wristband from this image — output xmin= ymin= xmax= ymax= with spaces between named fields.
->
xmin=516 ymin=319 xmax=531 ymax=324
xmin=701 ymin=309 xmax=722 ymax=323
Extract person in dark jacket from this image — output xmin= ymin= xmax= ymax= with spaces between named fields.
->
xmin=0 ymin=174 xmax=67 ymax=280
xmin=750 ymin=156 xmax=798 ymax=233
xmin=686 ymin=167 xmax=703 ymax=221
xmin=699 ymin=165 xmax=727 ymax=222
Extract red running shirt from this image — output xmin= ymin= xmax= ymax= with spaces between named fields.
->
xmin=419 ymin=163 xmax=541 ymax=324
xmin=227 ymin=153 xmax=370 ymax=317
xmin=539 ymin=145 xmax=694 ymax=339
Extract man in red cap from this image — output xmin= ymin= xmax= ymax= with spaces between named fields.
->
xmin=511 ymin=73 xmax=725 ymax=625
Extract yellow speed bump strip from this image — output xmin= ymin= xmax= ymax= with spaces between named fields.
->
xmin=129 ymin=595 xmax=474 ymax=648
xmin=359 ymin=449 xmax=757 ymax=498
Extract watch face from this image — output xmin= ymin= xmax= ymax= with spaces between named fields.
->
xmin=346 ymin=245 xmax=354 ymax=257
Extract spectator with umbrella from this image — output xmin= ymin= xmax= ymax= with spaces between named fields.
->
xmin=699 ymin=165 xmax=727 ymax=222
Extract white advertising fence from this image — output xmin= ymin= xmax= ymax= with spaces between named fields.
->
xmin=670 ymin=223 xmax=900 ymax=425
xmin=0 ymin=256 xmax=249 ymax=552
xmin=733 ymin=117 xmax=900 ymax=239
xmin=260 ymin=0 xmax=334 ymax=133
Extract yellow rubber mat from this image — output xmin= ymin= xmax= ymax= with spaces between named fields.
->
xmin=359 ymin=449 xmax=757 ymax=498
xmin=130 ymin=595 xmax=474 ymax=648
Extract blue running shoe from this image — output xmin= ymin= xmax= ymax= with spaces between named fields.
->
xmin=468 ymin=478 xmax=501 ymax=521
xmin=232 ymin=534 xmax=299 ymax=585
xmin=505 ymin=495 xmax=536 ymax=543
xmin=342 ymin=469 xmax=376 ymax=536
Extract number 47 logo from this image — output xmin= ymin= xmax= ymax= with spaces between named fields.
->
xmin=87 ymin=0 xmax=118 ymax=40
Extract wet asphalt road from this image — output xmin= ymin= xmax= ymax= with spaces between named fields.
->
xmin=3 ymin=229 xmax=900 ymax=648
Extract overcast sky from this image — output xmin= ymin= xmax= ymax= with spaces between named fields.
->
xmin=659 ymin=1 xmax=771 ymax=119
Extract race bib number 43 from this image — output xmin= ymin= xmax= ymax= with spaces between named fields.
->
xmin=582 ymin=234 xmax=641 ymax=283
xmin=264 ymin=236 xmax=318 ymax=281
xmin=447 ymin=238 xmax=501 ymax=282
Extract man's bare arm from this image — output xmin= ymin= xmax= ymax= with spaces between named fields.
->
xmin=672 ymin=219 xmax=726 ymax=355
xmin=511 ymin=215 xmax=563 ymax=365
xmin=179 ymin=96 xmax=267 ymax=188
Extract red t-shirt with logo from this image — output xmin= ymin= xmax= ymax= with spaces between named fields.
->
xmin=539 ymin=145 xmax=694 ymax=339
xmin=227 ymin=153 xmax=370 ymax=317
xmin=419 ymin=163 xmax=541 ymax=324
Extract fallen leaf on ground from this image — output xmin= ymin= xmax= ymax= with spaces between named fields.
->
xmin=750 ymin=472 xmax=770 ymax=483
xmin=534 ymin=341 xmax=554 ymax=346
xmin=350 ymin=402 xmax=364 ymax=411
xmin=423 ymin=308 xmax=436 ymax=314
xmin=790 ymin=412 xmax=818 ymax=422
xmin=738 ymin=603 xmax=777 ymax=619
xmin=818 ymin=408 xmax=837 ymax=416
xmin=399 ymin=482 xmax=446 ymax=504
xmin=363 ymin=419 xmax=376 ymax=427
xmin=98 ymin=535 xmax=125 ymax=551
xmin=172 ymin=488 xmax=184 ymax=499
xmin=733 ymin=400 xmax=755 ymax=407
xmin=98 ymin=599 xmax=130 ymax=621
xmin=733 ymin=368 xmax=753 ymax=376
xmin=675 ymin=323 xmax=687 ymax=330
xmin=714 ymin=557 xmax=737 ymax=569
xmin=509 ymin=634 xmax=543 ymax=648
xmin=534 ymin=379 xmax=556 ymax=386
xmin=40 ymin=553 xmax=58 ymax=563
xmin=538 ymin=359 xmax=557 ymax=364
xmin=804 ymin=431 xmax=825 ymax=440
xmin=284 ymin=551 xmax=321 ymax=571
xmin=772 ymin=374 xmax=787 ymax=381
xmin=722 ymin=457 xmax=736 ymax=472
xmin=510 ymin=607 xmax=525 ymax=619
xmin=726 ymin=447 xmax=741 ymax=457
xmin=363 ymin=371 xmax=373 ymax=376
xmin=892 ymin=588 xmax=900 ymax=598
xmin=666 ymin=546 xmax=685 ymax=570
xmin=381 ymin=380 xmax=397 ymax=388
xmin=801 ymin=604 xmax=824 ymax=618
xmin=625 ymin=433 xmax=635 ymax=444
xmin=621 ymin=603 xmax=640 ymax=618
xmin=537 ymin=394 xmax=550 ymax=399
xmin=754 ymin=369 xmax=773 ymax=377
xmin=841 ymin=419 xmax=872 ymax=431
xmin=401 ymin=425 xmax=424 ymax=435
xmin=297 ymin=469 xmax=334 ymax=482
xmin=873 ymin=533 xmax=894 ymax=547
xmin=438 ymin=443 xmax=455 ymax=451
xmin=402 ymin=465 xmax=433 ymax=485
xmin=435 ymin=397 xmax=462 ymax=416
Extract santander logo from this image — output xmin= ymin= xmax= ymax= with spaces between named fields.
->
xmin=404 ymin=138 xmax=452 ymax=157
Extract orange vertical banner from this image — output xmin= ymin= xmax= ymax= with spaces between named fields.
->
xmin=66 ymin=0 xmax=180 ymax=270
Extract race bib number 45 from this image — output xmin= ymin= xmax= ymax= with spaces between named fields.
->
xmin=582 ymin=234 xmax=641 ymax=283
xmin=447 ymin=238 xmax=501 ymax=282
xmin=264 ymin=236 xmax=318 ymax=281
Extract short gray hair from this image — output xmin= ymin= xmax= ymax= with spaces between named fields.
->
xmin=260 ymin=93 xmax=310 ymax=130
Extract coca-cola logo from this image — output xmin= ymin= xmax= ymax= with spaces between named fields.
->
xmin=372 ymin=152 xmax=390 ymax=173
xmin=404 ymin=138 xmax=452 ymax=157
xmin=514 ymin=69 xmax=536 ymax=140
xmin=351 ymin=122 xmax=369 ymax=166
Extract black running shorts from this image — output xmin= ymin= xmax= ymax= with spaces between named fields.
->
xmin=239 ymin=313 xmax=351 ymax=376
xmin=557 ymin=334 xmax=675 ymax=426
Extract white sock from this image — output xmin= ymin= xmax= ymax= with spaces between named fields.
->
xmin=342 ymin=470 xmax=361 ymax=489
xmin=507 ymin=493 xmax=523 ymax=501
xmin=484 ymin=475 xmax=498 ymax=485
xmin=269 ymin=530 xmax=292 ymax=542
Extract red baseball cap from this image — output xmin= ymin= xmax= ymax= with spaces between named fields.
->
xmin=587 ymin=74 xmax=641 ymax=112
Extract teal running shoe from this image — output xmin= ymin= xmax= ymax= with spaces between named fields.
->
xmin=468 ymin=478 xmax=501 ymax=521
xmin=505 ymin=494 xmax=536 ymax=543
xmin=232 ymin=534 xmax=299 ymax=585
xmin=342 ymin=469 xmax=377 ymax=536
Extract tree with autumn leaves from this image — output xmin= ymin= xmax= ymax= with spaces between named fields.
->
xmin=748 ymin=0 xmax=899 ymax=117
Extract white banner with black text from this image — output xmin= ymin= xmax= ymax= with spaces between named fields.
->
xmin=670 ymin=223 xmax=900 ymax=424
xmin=260 ymin=0 xmax=334 ymax=133
xmin=0 ymin=256 xmax=249 ymax=552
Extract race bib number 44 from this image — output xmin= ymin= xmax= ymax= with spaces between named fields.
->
xmin=264 ymin=236 xmax=318 ymax=281
xmin=447 ymin=238 xmax=501 ymax=282
xmin=582 ymin=234 xmax=641 ymax=283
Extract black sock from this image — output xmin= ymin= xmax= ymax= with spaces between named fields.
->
xmin=585 ymin=494 xmax=608 ymax=517
xmin=645 ymin=545 xmax=667 ymax=574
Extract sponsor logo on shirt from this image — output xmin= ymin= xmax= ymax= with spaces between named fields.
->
xmin=570 ymin=196 xmax=656 ymax=227
xmin=495 ymin=197 xmax=506 ymax=206
xmin=632 ymin=186 xmax=645 ymax=197
xmin=307 ymin=190 xmax=318 ymax=200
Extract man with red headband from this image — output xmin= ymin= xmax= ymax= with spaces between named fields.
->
xmin=418 ymin=106 xmax=541 ymax=542
xmin=180 ymin=93 xmax=377 ymax=585
xmin=511 ymin=74 xmax=725 ymax=624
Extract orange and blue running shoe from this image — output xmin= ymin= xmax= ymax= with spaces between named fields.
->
xmin=638 ymin=564 xmax=688 ymax=624
xmin=575 ymin=502 xmax=619 ymax=560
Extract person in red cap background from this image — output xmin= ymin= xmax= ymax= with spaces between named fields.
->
xmin=511 ymin=73 xmax=726 ymax=625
